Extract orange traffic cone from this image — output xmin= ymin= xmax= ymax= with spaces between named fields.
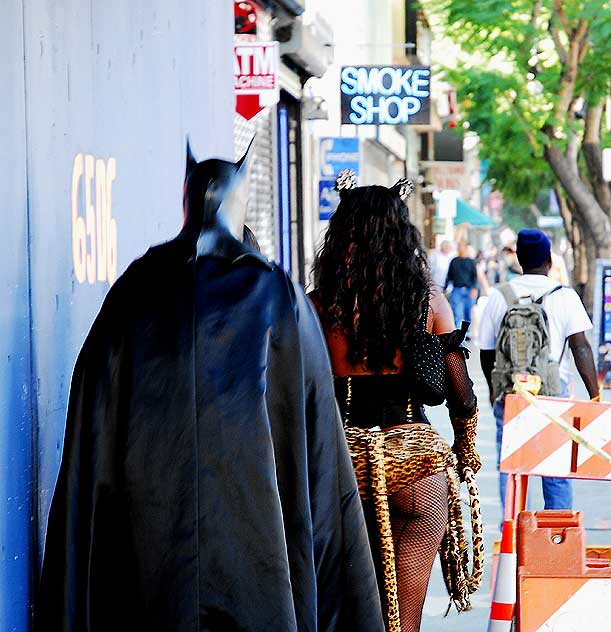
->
xmin=487 ymin=519 xmax=517 ymax=632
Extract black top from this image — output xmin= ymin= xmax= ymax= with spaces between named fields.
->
xmin=334 ymin=374 xmax=429 ymax=429
xmin=334 ymin=345 xmax=477 ymax=430
xmin=446 ymin=256 xmax=477 ymax=289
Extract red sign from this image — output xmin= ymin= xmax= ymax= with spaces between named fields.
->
xmin=234 ymin=41 xmax=279 ymax=120
xmin=424 ymin=161 xmax=466 ymax=192
xmin=235 ymin=1 xmax=257 ymax=35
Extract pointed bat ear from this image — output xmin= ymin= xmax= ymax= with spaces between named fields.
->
xmin=391 ymin=177 xmax=415 ymax=203
xmin=334 ymin=169 xmax=357 ymax=196
xmin=185 ymin=137 xmax=198 ymax=181
xmin=236 ymin=135 xmax=255 ymax=174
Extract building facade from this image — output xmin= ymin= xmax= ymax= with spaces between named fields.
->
xmin=1 ymin=3 xmax=234 ymax=629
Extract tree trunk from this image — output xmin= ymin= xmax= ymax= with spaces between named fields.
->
xmin=554 ymin=187 xmax=583 ymax=286
xmin=545 ymin=143 xmax=611 ymax=254
xmin=575 ymin=222 xmax=587 ymax=286
xmin=582 ymin=103 xmax=611 ymax=216
xmin=560 ymin=189 xmax=603 ymax=313
xmin=580 ymin=220 xmax=598 ymax=314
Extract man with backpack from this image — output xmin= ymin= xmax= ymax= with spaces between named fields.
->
xmin=479 ymin=229 xmax=600 ymax=511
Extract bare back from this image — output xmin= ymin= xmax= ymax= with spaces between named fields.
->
xmin=310 ymin=287 xmax=455 ymax=377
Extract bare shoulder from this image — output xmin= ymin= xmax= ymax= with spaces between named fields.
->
xmin=429 ymin=286 xmax=455 ymax=334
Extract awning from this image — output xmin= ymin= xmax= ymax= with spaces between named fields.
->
xmin=453 ymin=199 xmax=496 ymax=227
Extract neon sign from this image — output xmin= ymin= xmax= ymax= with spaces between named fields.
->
xmin=340 ymin=66 xmax=431 ymax=125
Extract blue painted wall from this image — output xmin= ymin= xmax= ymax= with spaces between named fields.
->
xmin=1 ymin=1 xmax=234 ymax=628
xmin=0 ymin=4 xmax=33 ymax=631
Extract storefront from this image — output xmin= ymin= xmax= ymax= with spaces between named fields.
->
xmin=234 ymin=0 xmax=332 ymax=283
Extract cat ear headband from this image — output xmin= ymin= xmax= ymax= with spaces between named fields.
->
xmin=334 ymin=169 xmax=415 ymax=203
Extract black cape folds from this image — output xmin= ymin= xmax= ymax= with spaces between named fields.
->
xmin=36 ymin=226 xmax=384 ymax=632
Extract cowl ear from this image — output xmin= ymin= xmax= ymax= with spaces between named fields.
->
xmin=185 ymin=137 xmax=198 ymax=181
xmin=236 ymin=136 xmax=255 ymax=174
xmin=391 ymin=177 xmax=415 ymax=203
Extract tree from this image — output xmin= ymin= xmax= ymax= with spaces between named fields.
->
xmin=425 ymin=0 xmax=611 ymax=308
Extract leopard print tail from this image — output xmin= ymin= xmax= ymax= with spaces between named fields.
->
xmin=439 ymin=464 xmax=484 ymax=612
xmin=368 ymin=433 xmax=401 ymax=632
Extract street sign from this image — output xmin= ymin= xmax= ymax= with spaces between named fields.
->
xmin=603 ymin=147 xmax=611 ymax=182
xmin=437 ymin=190 xmax=459 ymax=218
xmin=536 ymin=216 xmax=563 ymax=228
xmin=423 ymin=161 xmax=466 ymax=193
xmin=319 ymin=137 xmax=359 ymax=177
xmin=592 ymin=259 xmax=611 ymax=389
xmin=340 ymin=65 xmax=431 ymax=125
xmin=319 ymin=180 xmax=339 ymax=221
xmin=318 ymin=138 xmax=359 ymax=219
xmin=234 ymin=41 xmax=279 ymax=120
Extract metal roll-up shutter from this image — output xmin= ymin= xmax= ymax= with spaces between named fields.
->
xmin=235 ymin=110 xmax=277 ymax=262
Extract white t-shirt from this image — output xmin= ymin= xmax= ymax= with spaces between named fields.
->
xmin=479 ymin=274 xmax=592 ymax=383
xmin=429 ymin=251 xmax=452 ymax=287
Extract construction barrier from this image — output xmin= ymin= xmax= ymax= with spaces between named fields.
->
xmin=502 ymin=394 xmax=611 ymax=480
xmin=487 ymin=393 xmax=611 ymax=630
xmin=517 ymin=510 xmax=611 ymax=631
xmin=488 ymin=520 xmax=517 ymax=632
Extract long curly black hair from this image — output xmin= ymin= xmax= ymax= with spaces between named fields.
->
xmin=312 ymin=185 xmax=431 ymax=372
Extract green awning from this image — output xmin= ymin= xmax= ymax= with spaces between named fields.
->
xmin=453 ymin=199 xmax=496 ymax=227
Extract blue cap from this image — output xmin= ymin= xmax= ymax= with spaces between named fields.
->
xmin=516 ymin=229 xmax=551 ymax=270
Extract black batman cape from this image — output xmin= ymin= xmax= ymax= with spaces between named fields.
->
xmin=36 ymin=226 xmax=384 ymax=632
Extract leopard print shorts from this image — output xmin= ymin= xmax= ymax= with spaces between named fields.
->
xmin=344 ymin=424 xmax=484 ymax=629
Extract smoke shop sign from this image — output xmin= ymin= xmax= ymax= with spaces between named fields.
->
xmin=340 ymin=66 xmax=431 ymax=125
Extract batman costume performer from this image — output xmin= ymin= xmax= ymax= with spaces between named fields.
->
xmin=35 ymin=142 xmax=384 ymax=632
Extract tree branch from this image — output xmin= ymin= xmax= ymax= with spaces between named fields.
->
xmin=567 ymin=131 xmax=580 ymax=176
xmin=523 ymin=0 xmax=543 ymax=72
xmin=553 ymin=0 xmax=570 ymax=33
xmin=511 ymin=98 xmax=539 ymax=151
xmin=548 ymin=16 xmax=567 ymax=65
xmin=529 ymin=203 xmax=543 ymax=218
xmin=575 ymin=19 xmax=590 ymax=62
xmin=551 ymin=7 xmax=590 ymax=127
xmin=585 ymin=103 xmax=603 ymax=144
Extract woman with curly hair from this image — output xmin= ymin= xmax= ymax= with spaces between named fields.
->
xmin=310 ymin=174 xmax=482 ymax=632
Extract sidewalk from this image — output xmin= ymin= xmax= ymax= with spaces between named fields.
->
xmin=420 ymin=347 xmax=611 ymax=631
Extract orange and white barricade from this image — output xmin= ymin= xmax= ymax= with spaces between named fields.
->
xmin=517 ymin=510 xmax=611 ymax=631
xmin=488 ymin=520 xmax=517 ymax=632
xmin=487 ymin=392 xmax=611 ymax=631
xmin=501 ymin=395 xmax=611 ymax=484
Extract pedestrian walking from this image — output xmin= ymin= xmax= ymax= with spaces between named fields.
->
xmin=479 ymin=229 xmax=600 ymax=511
xmin=500 ymin=243 xmax=522 ymax=281
xmin=429 ymin=240 xmax=453 ymax=289
xmin=311 ymin=172 xmax=482 ymax=631
xmin=445 ymin=241 xmax=478 ymax=329
xmin=36 ymin=144 xmax=384 ymax=631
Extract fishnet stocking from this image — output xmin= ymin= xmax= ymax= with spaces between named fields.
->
xmin=389 ymin=473 xmax=448 ymax=632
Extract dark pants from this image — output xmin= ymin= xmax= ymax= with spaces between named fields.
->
xmin=449 ymin=286 xmax=474 ymax=329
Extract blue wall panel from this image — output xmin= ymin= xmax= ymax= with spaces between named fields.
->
xmin=0 ymin=3 xmax=33 ymax=631
xmin=1 ymin=1 xmax=234 ymax=628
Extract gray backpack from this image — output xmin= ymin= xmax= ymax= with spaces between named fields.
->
xmin=491 ymin=284 xmax=564 ymax=402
